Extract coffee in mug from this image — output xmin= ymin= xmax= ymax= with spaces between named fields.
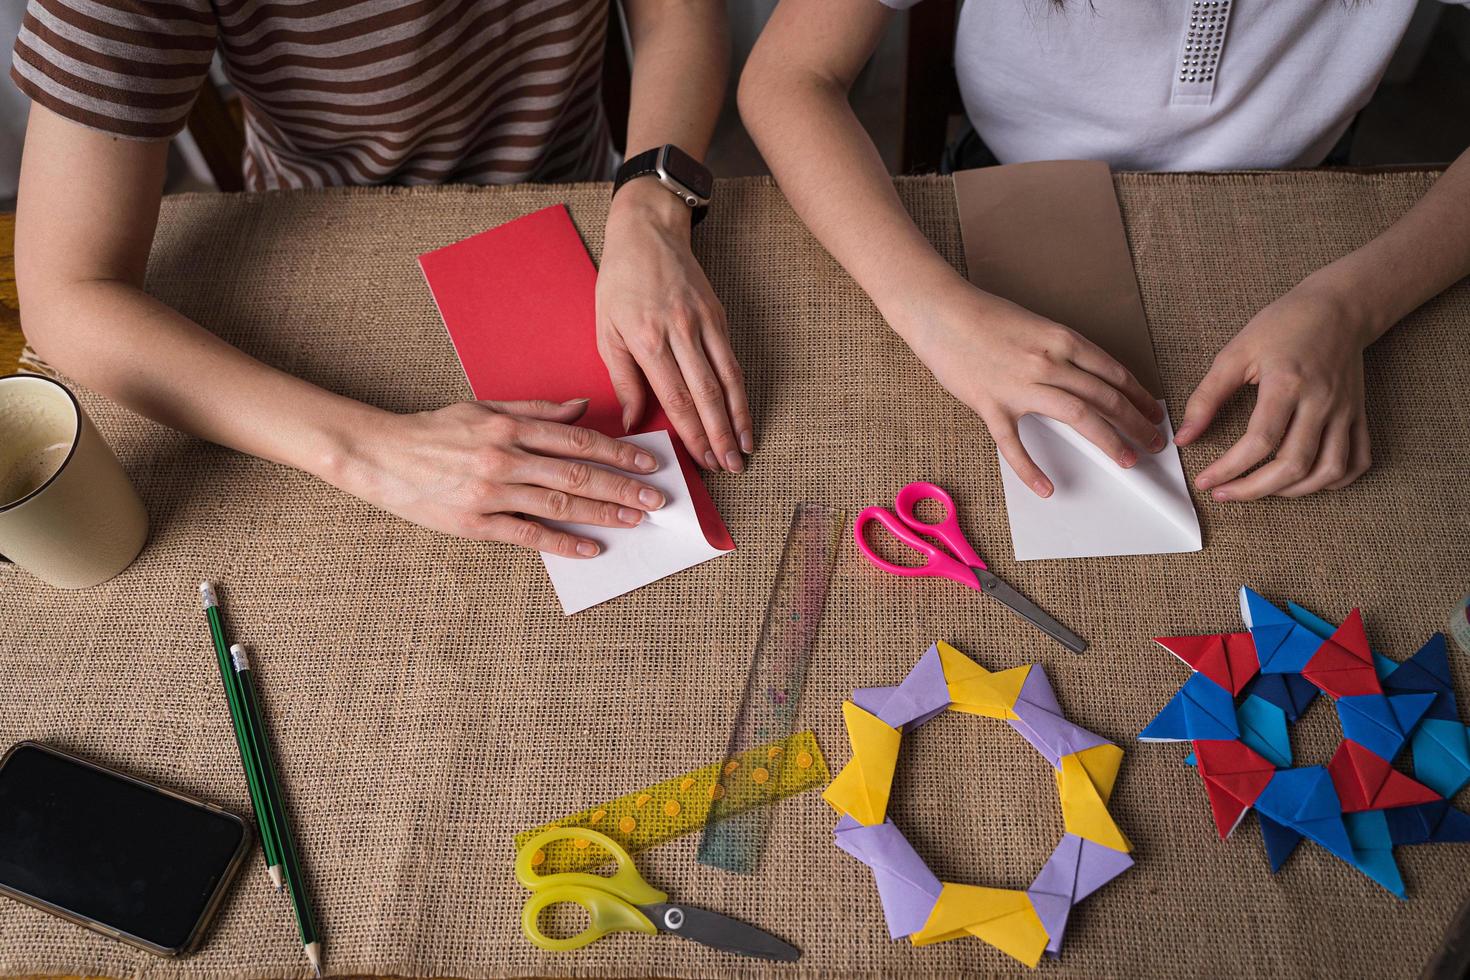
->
xmin=0 ymin=374 xmax=148 ymax=588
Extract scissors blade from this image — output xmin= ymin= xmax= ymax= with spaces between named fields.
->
xmin=642 ymin=903 xmax=801 ymax=962
xmin=969 ymin=567 xmax=1089 ymax=654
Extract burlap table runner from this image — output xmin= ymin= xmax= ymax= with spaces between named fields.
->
xmin=1 ymin=173 xmax=1467 ymax=979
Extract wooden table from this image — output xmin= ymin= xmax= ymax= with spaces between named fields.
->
xmin=0 ymin=214 xmax=22 ymax=374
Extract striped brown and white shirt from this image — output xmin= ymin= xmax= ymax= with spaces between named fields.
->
xmin=11 ymin=0 xmax=615 ymax=191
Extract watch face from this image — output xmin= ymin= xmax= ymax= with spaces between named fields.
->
xmin=661 ymin=145 xmax=713 ymax=200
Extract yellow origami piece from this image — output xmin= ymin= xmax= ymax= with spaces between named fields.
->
xmin=938 ymin=640 xmax=1030 ymax=720
xmin=1057 ymin=744 xmax=1131 ymax=852
xmin=910 ymin=883 xmax=1049 ymax=968
xmin=822 ymin=701 xmax=901 ymax=826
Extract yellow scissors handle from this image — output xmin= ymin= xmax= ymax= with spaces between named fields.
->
xmin=515 ymin=827 xmax=669 ymax=952
xmin=521 ymin=884 xmax=657 ymax=951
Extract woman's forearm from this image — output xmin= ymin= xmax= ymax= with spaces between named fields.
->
xmin=738 ymin=9 xmax=967 ymax=337
xmin=1306 ymin=147 xmax=1470 ymax=344
xmin=622 ymin=0 xmax=727 ymax=160
xmin=22 ymin=278 xmax=374 ymax=483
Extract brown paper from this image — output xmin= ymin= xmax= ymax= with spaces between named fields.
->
xmin=953 ymin=161 xmax=1165 ymax=397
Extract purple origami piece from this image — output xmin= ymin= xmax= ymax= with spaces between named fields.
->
xmin=1027 ymin=832 xmax=1135 ymax=955
xmin=852 ymin=643 xmax=951 ymax=730
xmin=834 ymin=815 xmax=943 ymax=938
xmin=1006 ymin=665 xmax=1110 ymax=769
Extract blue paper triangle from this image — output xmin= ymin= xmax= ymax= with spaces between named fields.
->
xmin=1337 ymin=694 xmax=1424 ymax=762
xmin=1245 ymin=672 xmax=1319 ymax=723
xmin=1388 ymin=692 xmax=1436 ymax=735
xmin=1256 ymin=767 xmax=1355 ymax=864
xmin=1384 ymin=800 xmax=1470 ymax=846
xmin=1384 ymin=634 xmax=1458 ymax=722
xmin=1258 ymin=812 xmax=1302 ymax=872
xmin=1240 ymin=589 xmax=1321 ymax=674
xmin=1237 ymin=695 xmax=1292 ymax=768
xmin=1140 ymin=673 xmax=1239 ymax=742
xmin=1411 ymin=719 xmax=1470 ymax=798
xmin=1344 ymin=810 xmax=1406 ymax=899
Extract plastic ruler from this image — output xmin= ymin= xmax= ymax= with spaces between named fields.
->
xmin=698 ymin=502 xmax=845 ymax=874
xmin=513 ymin=730 xmax=829 ymax=874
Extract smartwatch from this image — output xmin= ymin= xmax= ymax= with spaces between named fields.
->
xmin=612 ymin=144 xmax=713 ymax=226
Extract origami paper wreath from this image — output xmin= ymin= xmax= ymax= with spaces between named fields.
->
xmin=1139 ymin=586 xmax=1470 ymax=898
xmin=824 ymin=641 xmax=1133 ymax=968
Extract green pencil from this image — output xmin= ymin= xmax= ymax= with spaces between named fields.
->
xmin=200 ymin=582 xmax=282 ymax=891
xmin=231 ymin=643 xmax=322 ymax=977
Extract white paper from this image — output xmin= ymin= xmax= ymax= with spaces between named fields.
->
xmin=998 ymin=402 xmax=1202 ymax=561
xmin=540 ymin=430 xmax=731 ymax=614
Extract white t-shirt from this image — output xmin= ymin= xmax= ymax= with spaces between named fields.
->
xmin=878 ymin=0 xmax=1468 ymax=170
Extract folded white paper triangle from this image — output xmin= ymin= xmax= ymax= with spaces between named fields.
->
xmin=540 ymin=429 xmax=732 ymax=614
xmin=998 ymin=402 xmax=1202 ymax=560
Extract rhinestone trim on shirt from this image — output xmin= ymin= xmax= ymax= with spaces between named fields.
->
xmin=1172 ymin=0 xmax=1232 ymax=106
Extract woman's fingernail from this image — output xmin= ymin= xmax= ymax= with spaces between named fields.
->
xmin=1150 ymin=432 xmax=1166 ymax=452
xmin=622 ymin=413 xmax=635 ymax=434
xmin=1212 ymin=489 xmax=1229 ymax=502
xmin=1119 ymin=449 xmax=1137 ymax=468
xmin=703 ymin=451 xmax=720 ymax=471
xmin=1151 ymin=404 xmax=1166 ymax=423
xmin=740 ymin=430 xmax=754 ymax=454
xmin=724 ymin=451 xmax=744 ymax=473
xmin=562 ymin=397 xmax=590 ymax=407
xmin=576 ymin=541 xmax=599 ymax=557
xmin=1175 ymin=424 xmax=1194 ymax=442
xmin=1196 ymin=475 xmax=1214 ymax=490
xmin=1032 ymin=479 xmax=1053 ymax=497
xmin=634 ymin=451 xmax=657 ymax=472
xmin=639 ymin=488 xmax=665 ymax=509
xmin=617 ymin=507 xmax=642 ymax=525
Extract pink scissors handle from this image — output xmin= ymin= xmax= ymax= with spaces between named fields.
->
xmin=853 ymin=505 xmax=978 ymax=587
xmin=892 ymin=482 xmax=987 ymax=570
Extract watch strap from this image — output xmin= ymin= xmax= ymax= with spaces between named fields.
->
xmin=612 ymin=147 xmax=709 ymax=227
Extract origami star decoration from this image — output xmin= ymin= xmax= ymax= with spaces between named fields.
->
xmin=828 ymin=642 xmax=1131 ymax=966
xmin=1139 ymin=587 xmax=1470 ymax=899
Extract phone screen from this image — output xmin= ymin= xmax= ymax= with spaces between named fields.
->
xmin=0 ymin=742 xmax=247 ymax=954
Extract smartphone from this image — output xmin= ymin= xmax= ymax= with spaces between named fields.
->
xmin=0 ymin=741 xmax=251 ymax=956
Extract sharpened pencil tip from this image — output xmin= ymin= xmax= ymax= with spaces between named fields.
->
xmin=306 ymin=941 xmax=323 ymax=977
xmin=268 ymin=864 xmax=283 ymax=890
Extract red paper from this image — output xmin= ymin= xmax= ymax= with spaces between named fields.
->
xmin=1193 ymin=739 xmax=1275 ymax=839
xmin=1328 ymin=740 xmax=1441 ymax=812
xmin=418 ymin=205 xmax=733 ymax=551
xmin=1156 ymin=633 xmax=1259 ymax=696
xmin=1302 ymin=608 xmax=1380 ymax=699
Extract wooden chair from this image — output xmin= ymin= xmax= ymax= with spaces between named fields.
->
xmin=899 ymin=0 xmax=962 ymax=174
xmin=184 ymin=0 xmax=635 ymax=191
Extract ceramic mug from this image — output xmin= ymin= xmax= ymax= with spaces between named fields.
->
xmin=0 ymin=374 xmax=148 ymax=588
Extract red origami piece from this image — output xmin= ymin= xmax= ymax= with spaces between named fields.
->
xmin=1301 ymin=608 xmax=1382 ymax=698
xmin=1156 ymin=633 xmax=1259 ymax=696
xmin=1194 ymin=739 xmax=1276 ymax=838
xmin=1327 ymin=740 xmax=1441 ymax=812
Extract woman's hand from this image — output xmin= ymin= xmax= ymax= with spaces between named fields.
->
xmin=323 ymin=398 xmax=668 ymax=557
xmin=596 ymin=179 xmax=753 ymax=473
xmin=900 ymin=279 xmax=1166 ymax=497
xmin=1176 ymin=282 xmax=1373 ymax=500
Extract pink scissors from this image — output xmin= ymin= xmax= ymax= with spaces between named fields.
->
xmin=854 ymin=482 xmax=1088 ymax=654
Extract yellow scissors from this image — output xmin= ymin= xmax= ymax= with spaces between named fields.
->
xmin=515 ymin=827 xmax=800 ymax=960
